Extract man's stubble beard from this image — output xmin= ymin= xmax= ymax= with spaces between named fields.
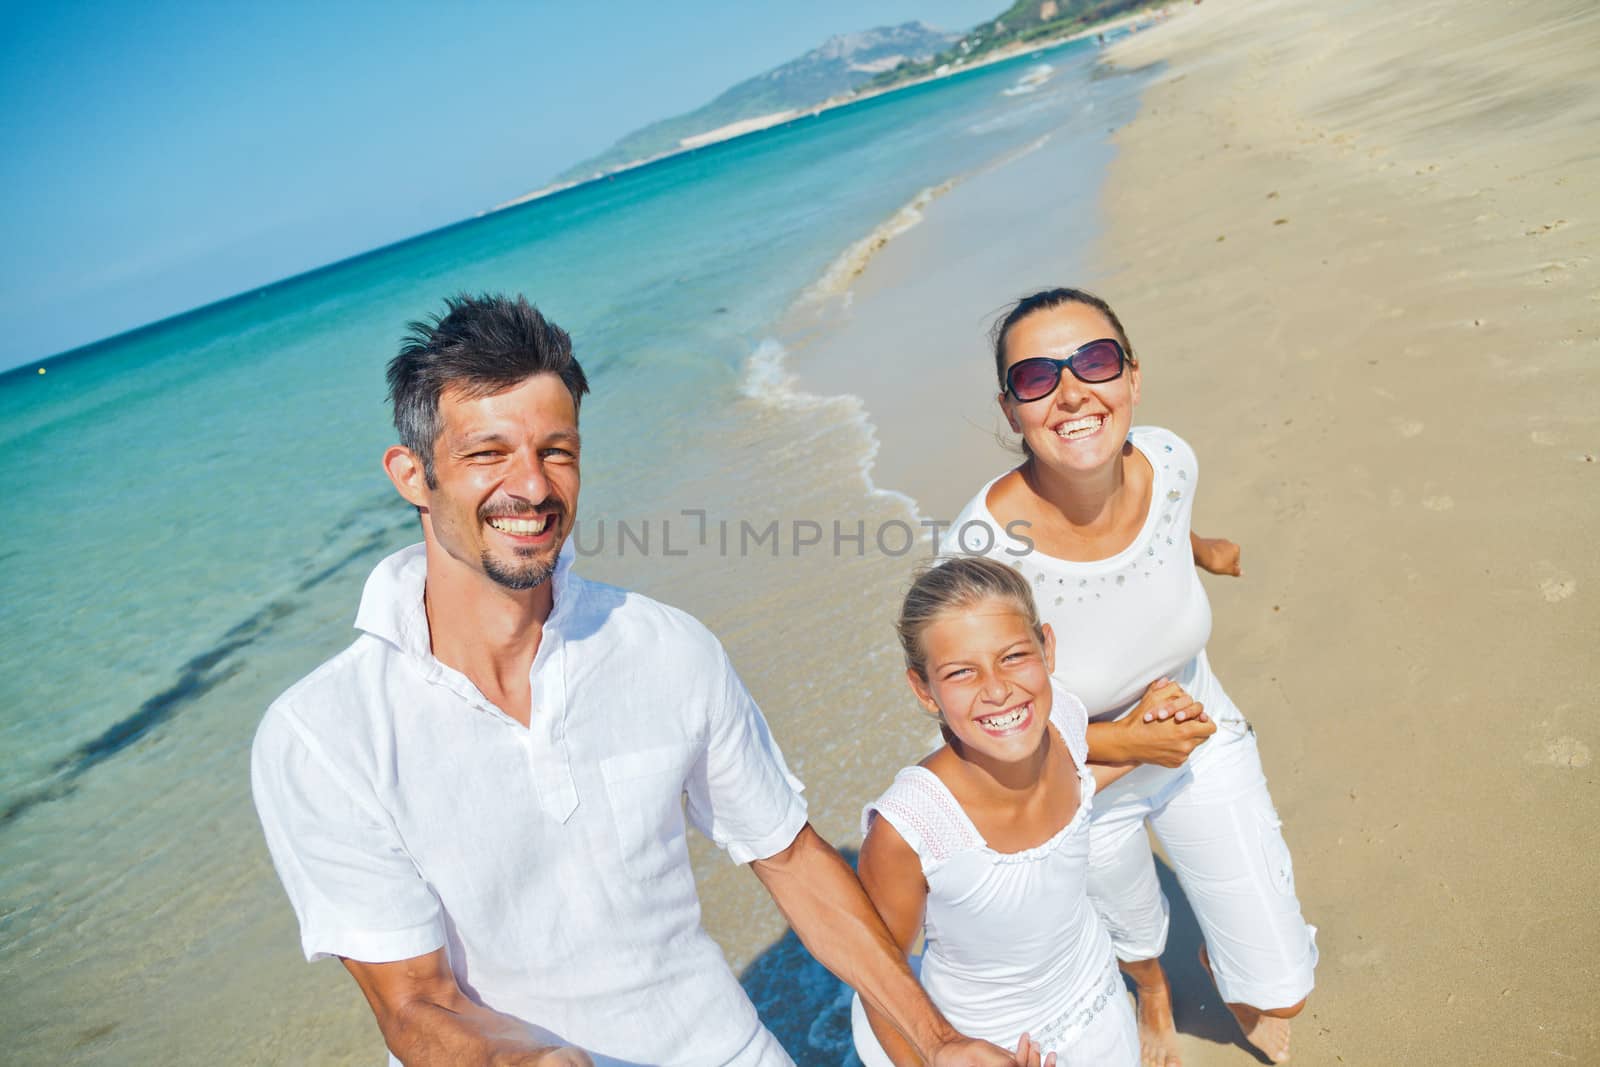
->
xmin=475 ymin=498 xmax=566 ymax=591
xmin=481 ymin=550 xmax=556 ymax=591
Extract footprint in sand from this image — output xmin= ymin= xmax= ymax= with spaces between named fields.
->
xmin=1421 ymin=495 xmax=1454 ymax=511
xmin=1530 ymin=430 xmax=1557 ymax=446
xmin=1537 ymin=261 xmax=1571 ymax=284
xmin=1539 ymin=577 xmax=1576 ymax=602
xmin=1341 ymin=945 xmax=1384 ymax=968
xmin=1524 ymin=219 xmax=1568 ymax=236
xmin=1394 ymin=419 xmax=1424 ymax=438
xmin=1541 ymin=737 xmax=1591 ymax=769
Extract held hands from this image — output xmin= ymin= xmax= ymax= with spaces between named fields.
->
xmin=929 ymin=1032 xmax=1053 ymax=1066
xmin=1193 ymin=535 xmax=1242 ymax=577
xmin=1116 ymin=677 xmax=1216 ymax=768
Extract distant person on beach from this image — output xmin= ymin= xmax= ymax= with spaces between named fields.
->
xmin=942 ymin=288 xmax=1317 ymax=1065
xmin=250 ymin=294 xmax=1038 ymax=1067
xmin=851 ymin=557 xmax=1198 ymax=1066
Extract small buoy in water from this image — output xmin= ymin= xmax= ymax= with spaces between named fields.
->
xmin=37 ymin=367 xmax=46 ymax=375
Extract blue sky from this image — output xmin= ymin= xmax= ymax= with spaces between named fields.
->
xmin=0 ymin=1 xmax=1001 ymax=370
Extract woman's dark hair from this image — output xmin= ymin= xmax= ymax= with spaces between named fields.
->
xmin=989 ymin=287 xmax=1137 ymax=394
xmin=386 ymin=293 xmax=589 ymax=485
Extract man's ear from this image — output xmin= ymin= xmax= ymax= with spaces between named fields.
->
xmin=383 ymin=446 xmax=430 ymax=509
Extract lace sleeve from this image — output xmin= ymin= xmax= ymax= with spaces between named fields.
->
xmin=863 ymin=768 xmax=984 ymax=875
xmin=1048 ymin=680 xmax=1091 ymax=769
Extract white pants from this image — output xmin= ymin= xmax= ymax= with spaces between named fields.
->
xmin=1087 ymin=726 xmax=1318 ymax=1010
xmin=849 ymin=958 xmax=1138 ymax=1067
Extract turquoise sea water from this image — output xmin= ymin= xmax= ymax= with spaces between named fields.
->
xmin=0 ymin=34 xmax=1150 ymax=1064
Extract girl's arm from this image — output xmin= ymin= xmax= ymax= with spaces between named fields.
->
xmin=857 ymin=814 xmax=934 ymax=1067
xmin=1090 ymin=761 xmax=1139 ymax=792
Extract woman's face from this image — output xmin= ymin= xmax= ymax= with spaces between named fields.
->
xmin=998 ymin=301 xmax=1140 ymax=475
xmin=908 ymin=598 xmax=1056 ymax=766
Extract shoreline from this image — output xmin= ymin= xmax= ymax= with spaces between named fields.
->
xmin=776 ymin=0 xmax=1600 ymax=1061
xmin=490 ymin=7 xmax=1177 ymax=214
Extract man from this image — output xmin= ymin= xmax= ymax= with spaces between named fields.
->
xmin=252 ymin=295 xmax=1033 ymax=1066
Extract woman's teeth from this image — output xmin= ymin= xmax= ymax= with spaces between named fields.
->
xmin=977 ymin=704 xmax=1030 ymax=731
xmin=1055 ymin=415 xmax=1104 ymax=440
xmin=488 ymin=516 xmax=550 ymax=535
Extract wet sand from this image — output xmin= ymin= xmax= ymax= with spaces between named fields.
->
xmin=792 ymin=0 xmax=1600 ymax=1061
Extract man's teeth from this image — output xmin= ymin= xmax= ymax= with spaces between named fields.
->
xmin=488 ymin=516 xmax=550 ymax=535
xmin=1056 ymin=415 xmax=1104 ymax=440
xmin=978 ymin=705 xmax=1029 ymax=731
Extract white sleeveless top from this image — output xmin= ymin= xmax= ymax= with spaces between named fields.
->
xmin=860 ymin=683 xmax=1122 ymax=1054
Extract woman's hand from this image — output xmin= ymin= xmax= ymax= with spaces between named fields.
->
xmin=1088 ymin=678 xmax=1216 ymax=768
xmin=1133 ymin=677 xmax=1204 ymax=725
xmin=1192 ymin=533 xmax=1242 ymax=577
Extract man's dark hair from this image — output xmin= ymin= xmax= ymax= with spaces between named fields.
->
xmin=387 ymin=294 xmax=589 ymax=485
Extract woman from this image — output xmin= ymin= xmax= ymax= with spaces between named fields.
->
xmin=852 ymin=556 xmax=1195 ymax=1066
xmin=943 ymin=288 xmax=1317 ymax=1065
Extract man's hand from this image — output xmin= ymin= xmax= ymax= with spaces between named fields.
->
xmin=1192 ymin=534 xmax=1242 ymax=577
xmin=929 ymin=1032 xmax=1053 ymax=1066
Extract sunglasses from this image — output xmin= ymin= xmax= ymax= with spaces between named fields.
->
xmin=1004 ymin=338 xmax=1128 ymax=402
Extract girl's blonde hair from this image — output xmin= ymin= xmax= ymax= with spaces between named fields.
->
xmin=896 ymin=556 xmax=1045 ymax=680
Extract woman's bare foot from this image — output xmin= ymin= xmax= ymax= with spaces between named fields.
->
xmin=1119 ymin=958 xmax=1183 ymax=1067
xmin=1198 ymin=944 xmax=1292 ymax=1063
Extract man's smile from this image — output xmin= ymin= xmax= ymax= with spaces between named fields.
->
xmin=486 ymin=514 xmax=553 ymax=537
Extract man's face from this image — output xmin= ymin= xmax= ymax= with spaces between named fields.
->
xmin=413 ymin=373 xmax=580 ymax=591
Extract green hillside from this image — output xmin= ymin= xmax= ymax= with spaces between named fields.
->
xmin=866 ymin=0 xmax=1159 ymax=88
xmin=558 ymin=22 xmax=955 ymax=182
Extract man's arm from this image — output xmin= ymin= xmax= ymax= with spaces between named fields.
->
xmin=750 ymin=823 xmax=1033 ymax=1067
xmin=340 ymin=948 xmax=591 ymax=1067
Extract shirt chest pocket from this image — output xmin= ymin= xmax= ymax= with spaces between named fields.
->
xmin=599 ymin=743 xmax=698 ymax=883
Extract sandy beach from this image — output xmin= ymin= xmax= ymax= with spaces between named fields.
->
xmin=790 ymin=0 xmax=1600 ymax=1061
xmin=12 ymin=3 xmax=1591 ymax=1062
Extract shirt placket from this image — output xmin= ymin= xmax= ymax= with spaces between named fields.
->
xmin=526 ymin=630 xmax=578 ymax=823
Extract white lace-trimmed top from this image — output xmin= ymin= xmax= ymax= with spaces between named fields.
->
xmin=861 ymin=682 xmax=1121 ymax=1054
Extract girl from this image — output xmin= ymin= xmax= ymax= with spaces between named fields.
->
xmin=851 ymin=557 xmax=1201 ymax=1067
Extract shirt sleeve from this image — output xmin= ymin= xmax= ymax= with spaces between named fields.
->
xmin=251 ymin=704 xmax=445 ymax=963
xmin=682 ymin=642 xmax=808 ymax=865
xmin=1047 ymin=679 xmax=1092 ymax=769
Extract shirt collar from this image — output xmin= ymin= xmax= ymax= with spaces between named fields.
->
xmin=355 ymin=539 xmax=578 ymax=662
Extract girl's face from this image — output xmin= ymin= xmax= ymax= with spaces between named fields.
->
xmin=998 ymin=301 xmax=1140 ymax=476
xmin=908 ymin=598 xmax=1056 ymax=765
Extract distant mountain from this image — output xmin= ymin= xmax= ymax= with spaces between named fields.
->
xmin=558 ymin=21 xmax=957 ymax=182
xmin=865 ymin=0 xmax=1155 ymax=88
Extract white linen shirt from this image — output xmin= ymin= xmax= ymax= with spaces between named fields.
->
xmin=252 ymin=542 xmax=808 ymax=1067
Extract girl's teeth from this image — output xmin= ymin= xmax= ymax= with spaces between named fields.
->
xmin=979 ymin=705 xmax=1028 ymax=730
